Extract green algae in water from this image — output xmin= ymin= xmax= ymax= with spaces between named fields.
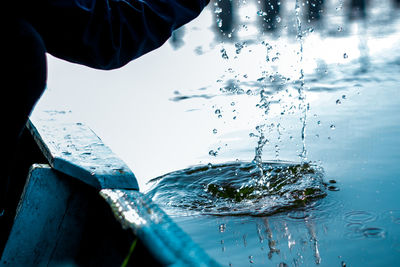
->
xmin=146 ymin=161 xmax=327 ymax=216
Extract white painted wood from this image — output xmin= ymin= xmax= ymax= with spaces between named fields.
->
xmin=27 ymin=110 xmax=138 ymax=190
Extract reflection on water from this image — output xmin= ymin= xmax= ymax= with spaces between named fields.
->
xmin=211 ymin=0 xmax=323 ymax=39
xmin=208 ymin=0 xmax=400 ymax=40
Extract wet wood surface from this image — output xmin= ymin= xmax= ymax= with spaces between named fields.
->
xmin=27 ymin=110 xmax=139 ymax=190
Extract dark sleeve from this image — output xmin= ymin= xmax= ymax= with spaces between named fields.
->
xmin=25 ymin=0 xmax=209 ymax=70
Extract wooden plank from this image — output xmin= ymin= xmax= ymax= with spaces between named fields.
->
xmin=100 ymin=189 xmax=221 ymax=267
xmin=19 ymin=110 xmax=219 ymax=266
xmin=1 ymin=165 xmax=84 ymax=266
xmin=27 ymin=110 xmax=138 ymax=190
xmin=1 ymin=165 xmax=148 ymax=266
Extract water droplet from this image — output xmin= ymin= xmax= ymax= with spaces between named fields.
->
xmin=220 ymin=48 xmax=229 ymax=59
xmin=231 ymin=102 xmax=235 ymax=106
xmin=317 ymin=120 xmax=321 ymax=125
xmin=257 ymin=10 xmax=266 ymax=17
xmin=336 ymin=99 xmax=342 ymax=104
xmin=343 ymin=53 xmax=348 ymax=59
xmin=235 ymin=42 xmax=244 ymax=54
xmin=246 ymin=89 xmax=252 ymax=95
xmin=213 ymin=128 xmax=218 ymax=134
xmin=216 ymin=18 xmax=223 ymax=28
xmin=342 ymin=95 xmax=346 ymax=99
xmin=328 ymin=185 xmax=340 ymax=191
xmin=214 ymin=7 xmax=222 ymax=14
xmin=330 ymin=125 xmax=336 ymax=130
xmin=209 ymin=150 xmax=218 ymax=157
xmin=215 ymin=109 xmax=221 ymax=114
xmin=337 ymin=26 xmax=343 ymax=32
xmin=249 ymin=255 xmax=254 ymax=263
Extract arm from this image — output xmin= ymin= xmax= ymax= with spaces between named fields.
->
xmin=26 ymin=0 xmax=209 ymax=69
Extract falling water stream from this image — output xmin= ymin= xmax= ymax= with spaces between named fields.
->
xmin=295 ymin=0 xmax=308 ymax=162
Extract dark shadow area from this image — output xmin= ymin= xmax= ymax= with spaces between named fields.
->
xmin=348 ymin=0 xmax=369 ymax=19
xmin=307 ymin=0 xmax=325 ymax=22
xmin=169 ymin=27 xmax=186 ymax=50
xmin=214 ymin=0 xmax=236 ymax=39
xmin=74 ymin=184 xmax=162 ymax=267
xmin=258 ymin=0 xmax=281 ymax=32
xmin=0 ymin=127 xmax=46 ymax=255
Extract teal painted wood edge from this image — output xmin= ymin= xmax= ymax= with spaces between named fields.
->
xmin=100 ymin=189 xmax=221 ymax=267
xmin=27 ymin=110 xmax=139 ymax=190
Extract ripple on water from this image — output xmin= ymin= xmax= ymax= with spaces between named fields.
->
xmin=146 ymin=161 xmax=328 ymax=216
xmin=361 ymin=227 xmax=386 ymax=239
xmin=286 ymin=183 xmax=342 ymax=222
xmin=387 ymin=210 xmax=400 ymax=225
xmin=286 ymin=210 xmax=311 ymax=221
xmin=343 ymin=210 xmax=386 ymax=240
xmin=343 ymin=210 xmax=378 ymax=224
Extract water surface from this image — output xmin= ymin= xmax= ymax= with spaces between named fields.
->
xmin=40 ymin=0 xmax=400 ymax=265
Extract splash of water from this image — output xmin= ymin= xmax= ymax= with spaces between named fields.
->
xmin=146 ymin=161 xmax=327 ymax=216
xmin=250 ymin=0 xmax=309 ymax=168
xmin=252 ymin=89 xmax=272 ymax=177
